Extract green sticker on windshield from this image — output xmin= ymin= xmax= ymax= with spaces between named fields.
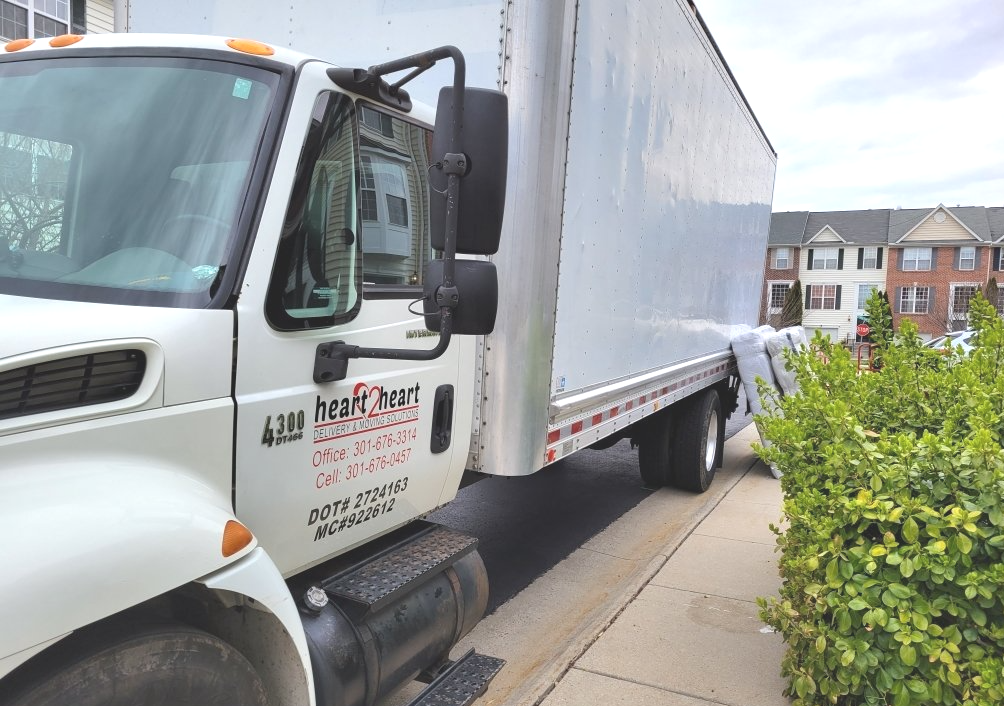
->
xmin=232 ymin=78 xmax=252 ymax=100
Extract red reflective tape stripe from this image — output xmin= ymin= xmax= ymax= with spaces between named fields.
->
xmin=610 ymin=406 xmax=619 ymax=416
xmin=547 ymin=429 xmax=561 ymax=444
xmin=625 ymin=401 xmax=633 ymax=410
xmin=547 ymin=449 xmax=557 ymax=463
xmin=571 ymin=421 xmax=584 ymax=434
xmin=592 ymin=413 xmax=603 ymax=425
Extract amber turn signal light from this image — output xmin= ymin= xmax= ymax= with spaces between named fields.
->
xmin=226 ymin=38 xmax=274 ymax=56
xmin=5 ymin=38 xmax=34 ymax=52
xmin=49 ymin=34 xmax=83 ymax=48
xmin=222 ymin=520 xmax=254 ymax=557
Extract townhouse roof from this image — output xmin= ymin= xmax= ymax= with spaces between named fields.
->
xmin=770 ymin=205 xmax=1004 ymax=247
xmin=804 ymin=209 xmax=890 ymax=245
xmin=767 ymin=211 xmax=808 ymax=245
xmin=988 ymin=207 xmax=1004 ymax=242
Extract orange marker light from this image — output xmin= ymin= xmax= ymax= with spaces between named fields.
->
xmin=226 ymin=38 xmax=274 ymax=56
xmin=222 ymin=520 xmax=254 ymax=557
xmin=49 ymin=34 xmax=83 ymax=48
xmin=5 ymin=38 xmax=34 ymax=52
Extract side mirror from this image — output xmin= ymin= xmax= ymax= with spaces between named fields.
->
xmin=423 ymin=258 xmax=498 ymax=335
xmin=430 ymin=87 xmax=508 ymax=255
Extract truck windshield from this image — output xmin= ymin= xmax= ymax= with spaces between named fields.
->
xmin=0 ymin=56 xmax=279 ymax=307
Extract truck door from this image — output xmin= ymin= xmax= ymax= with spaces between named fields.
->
xmin=233 ymin=67 xmax=469 ymax=575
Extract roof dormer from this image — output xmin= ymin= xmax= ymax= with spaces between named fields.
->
xmin=895 ymin=204 xmax=981 ymax=243
xmin=805 ymin=225 xmax=846 ymax=244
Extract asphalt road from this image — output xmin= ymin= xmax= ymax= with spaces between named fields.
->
xmin=429 ymin=388 xmax=752 ymax=613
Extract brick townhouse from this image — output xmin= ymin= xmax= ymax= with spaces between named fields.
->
xmin=761 ymin=205 xmax=1004 ymax=341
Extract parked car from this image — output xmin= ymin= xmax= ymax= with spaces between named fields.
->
xmin=926 ymin=329 xmax=978 ymax=355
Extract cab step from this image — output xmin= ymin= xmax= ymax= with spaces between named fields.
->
xmin=323 ymin=522 xmax=478 ymax=617
xmin=408 ymin=650 xmax=505 ymax=706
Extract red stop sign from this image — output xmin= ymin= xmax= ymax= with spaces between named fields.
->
xmin=857 ymin=323 xmax=871 ymax=337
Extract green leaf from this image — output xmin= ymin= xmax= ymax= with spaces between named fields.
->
xmin=956 ymin=533 xmax=973 ymax=554
xmin=888 ymin=583 xmax=912 ymax=599
xmin=841 ymin=649 xmax=856 ymax=667
xmin=902 ymin=517 xmax=919 ymax=543
xmin=826 ymin=558 xmax=841 ymax=587
xmin=815 ymin=635 xmax=826 ymax=653
xmin=899 ymin=557 xmax=915 ymax=578
xmin=900 ymin=643 xmax=917 ymax=666
xmin=871 ymin=474 xmax=882 ymax=493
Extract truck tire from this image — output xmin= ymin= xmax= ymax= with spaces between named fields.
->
xmin=673 ymin=388 xmax=723 ymax=493
xmin=1 ymin=622 xmax=269 ymax=706
xmin=637 ymin=411 xmax=676 ymax=488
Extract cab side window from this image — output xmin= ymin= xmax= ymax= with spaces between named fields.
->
xmin=357 ymin=104 xmax=435 ymax=291
xmin=267 ymin=92 xmax=360 ymax=329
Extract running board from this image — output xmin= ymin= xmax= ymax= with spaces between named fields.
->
xmin=408 ymin=650 xmax=505 ymax=706
xmin=323 ymin=522 xmax=478 ymax=617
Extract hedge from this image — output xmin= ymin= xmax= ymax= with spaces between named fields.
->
xmin=757 ymin=294 xmax=1004 ymax=706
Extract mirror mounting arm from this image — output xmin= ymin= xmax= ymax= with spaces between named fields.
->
xmin=313 ymin=47 xmax=468 ymax=384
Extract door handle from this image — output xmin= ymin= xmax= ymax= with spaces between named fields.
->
xmin=431 ymin=384 xmax=454 ymax=454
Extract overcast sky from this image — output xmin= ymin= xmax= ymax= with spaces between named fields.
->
xmin=697 ymin=0 xmax=1004 ymax=213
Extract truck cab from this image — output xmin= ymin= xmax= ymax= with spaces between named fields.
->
xmin=0 ymin=33 xmax=505 ymax=706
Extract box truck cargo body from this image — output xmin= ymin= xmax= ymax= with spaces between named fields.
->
xmin=125 ymin=0 xmax=776 ymax=479
xmin=0 ymin=2 xmax=775 ymax=705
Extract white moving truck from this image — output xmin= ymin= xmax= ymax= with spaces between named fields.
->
xmin=0 ymin=2 xmax=775 ymax=705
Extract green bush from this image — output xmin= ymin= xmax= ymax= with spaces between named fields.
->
xmin=757 ymin=294 xmax=1004 ymax=706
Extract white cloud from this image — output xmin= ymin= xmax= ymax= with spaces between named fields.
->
xmin=697 ymin=0 xmax=1004 ymax=211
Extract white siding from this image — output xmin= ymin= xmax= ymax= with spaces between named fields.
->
xmin=85 ymin=0 xmax=114 ymax=34
xmin=800 ymin=245 xmax=889 ymax=343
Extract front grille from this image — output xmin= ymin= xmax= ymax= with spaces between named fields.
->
xmin=0 ymin=349 xmax=146 ymax=421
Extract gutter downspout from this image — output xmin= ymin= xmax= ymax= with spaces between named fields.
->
xmin=113 ymin=0 xmax=127 ymax=32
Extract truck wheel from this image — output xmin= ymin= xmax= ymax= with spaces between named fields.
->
xmin=673 ymin=388 xmax=723 ymax=493
xmin=1 ymin=623 xmax=269 ymax=706
xmin=637 ymin=411 xmax=676 ymax=487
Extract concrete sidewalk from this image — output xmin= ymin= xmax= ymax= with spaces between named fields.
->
xmin=538 ymin=424 xmax=790 ymax=706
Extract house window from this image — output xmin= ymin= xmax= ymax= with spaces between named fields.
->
xmin=0 ymin=0 xmax=74 ymax=40
xmin=900 ymin=286 xmax=930 ymax=314
xmin=359 ymin=106 xmax=395 ymax=138
xmin=951 ymin=284 xmax=978 ymax=318
xmin=768 ymin=282 xmax=791 ymax=311
xmin=857 ymin=283 xmax=878 ymax=311
xmin=807 ymin=284 xmax=839 ymax=310
xmin=359 ymin=156 xmax=378 ymax=222
xmin=811 ymin=247 xmax=840 ymax=270
xmin=958 ymin=246 xmax=976 ymax=271
xmin=360 ymin=156 xmax=410 ymax=227
xmin=902 ymin=247 xmax=932 ymax=271
xmin=997 ymin=290 xmax=1004 ymax=316
xmin=772 ymin=247 xmax=791 ymax=269
xmin=861 ymin=247 xmax=878 ymax=269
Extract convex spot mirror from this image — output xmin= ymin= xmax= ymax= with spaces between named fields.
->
xmin=430 ymin=87 xmax=508 ymax=255
xmin=423 ymin=259 xmax=498 ymax=335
